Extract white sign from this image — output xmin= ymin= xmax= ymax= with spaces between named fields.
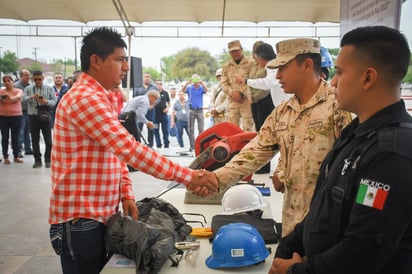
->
xmin=340 ymin=0 xmax=402 ymax=38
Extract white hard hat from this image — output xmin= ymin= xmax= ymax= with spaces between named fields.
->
xmin=221 ymin=184 xmax=266 ymax=214
xmin=215 ymin=68 xmax=223 ymax=77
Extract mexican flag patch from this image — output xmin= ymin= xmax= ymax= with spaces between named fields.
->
xmin=356 ymin=178 xmax=390 ymax=210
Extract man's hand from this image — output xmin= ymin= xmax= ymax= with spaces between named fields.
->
xmin=269 ymin=253 xmax=303 ymax=274
xmin=122 ymin=199 xmax=139 ymax=220
xmin=231 ymin=91 xmax=245 ymax=103
xmin=146 ymin=121 xmax=154 ymax=129
xmin=272 ymin=172 xmax=285 ymax=193
xmin=234 ymin=75 xmax=246 ymax=85
xmin=187 ymin=169 xmax=219 ymax=197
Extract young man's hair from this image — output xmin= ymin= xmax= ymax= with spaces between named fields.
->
xmin=80 ymin=27 xmax=127 ymax=72
xmin=295 ymin=53 xmax=322 ymax=76
xmin=32 ymin=70 xmax=43 ymax=77
xmin=341 ymin=26 xmax=410 ymax=84
xmin=255 ymin=43 xmax=276 ymax=62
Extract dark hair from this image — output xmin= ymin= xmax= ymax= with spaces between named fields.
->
xmin=255 ymin=43 xmax=276 ymax=61
xmin=295 ymin=53 xmax=322 ymax=75
xmin=80 ymin=27 xmax=127 ymax=72
xmin=341 ymin=26 xmax=410 ymax=84
xmin=32 ymin=70 xmax=43 ymax=76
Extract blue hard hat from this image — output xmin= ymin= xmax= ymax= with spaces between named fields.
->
xmin=205 ymin=223 xmax=269 ymax=268
xmin=320 ymin=46 xmax=333 ymax=68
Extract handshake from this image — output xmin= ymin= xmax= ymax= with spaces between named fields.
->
xmin=187 ymin=169 xmax=220 ymax=197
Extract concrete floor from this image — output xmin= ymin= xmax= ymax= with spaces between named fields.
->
xmin=0 ymin=136 xmax=281 ymax=274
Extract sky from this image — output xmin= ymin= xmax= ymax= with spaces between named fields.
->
xmin=0 ymin=0 xmax=411 ymax=70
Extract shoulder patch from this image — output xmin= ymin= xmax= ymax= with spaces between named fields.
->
xmin=356 ymin=178 xmax=390 ymax=210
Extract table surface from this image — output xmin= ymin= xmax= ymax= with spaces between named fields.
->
xmin=102 ymin=183 xmax=282 ymax=274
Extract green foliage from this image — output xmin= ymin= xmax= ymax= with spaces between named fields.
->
xmin=161 ymin=55 xmax=176 ymax=81
xmin=169 ymin=47 xmax=218 ymax=81
xmin=29 ymin=62 xmax=43 ymax=72
xmin=0 ymin=50 xmax=19 ymax=73
xmin=404 ymin=65 xmax=412 ymax=83
xmin=143 ymin=67 xmax=161 ymax=81
xmin=216 ymin=49 xmax=230 ymax=67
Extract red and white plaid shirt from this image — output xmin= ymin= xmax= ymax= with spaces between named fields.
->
xmin=49 ymin=73 xmax=193 ymax=224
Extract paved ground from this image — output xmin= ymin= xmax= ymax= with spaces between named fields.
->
xmin=0 ymin=135 xmax=281 ymax=274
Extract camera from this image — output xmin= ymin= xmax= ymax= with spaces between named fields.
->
xmin=0 ymin=95 xmax=7 ymax=100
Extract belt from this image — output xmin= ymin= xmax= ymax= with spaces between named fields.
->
xmin=71 ymin=218 xmax=80 ymax=225
xmin=190 ymin=108 xmax=203 ymax=111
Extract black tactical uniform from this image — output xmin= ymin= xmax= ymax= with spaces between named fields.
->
xmin=276 ymin=100 xmax=412 ymax=274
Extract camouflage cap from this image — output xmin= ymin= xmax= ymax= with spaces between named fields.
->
xmin=267 ymin=38 xmax=321 ymax=68
xmin=228 ymin=40 xmax=242 ymax=52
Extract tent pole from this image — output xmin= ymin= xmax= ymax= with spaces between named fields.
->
xmin=112 ymin=0 xmax=133 ymax=97
xmin=221 ymin=0 xmax=226 ymax=36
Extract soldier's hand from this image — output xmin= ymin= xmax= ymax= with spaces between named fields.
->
xmin=234 ymin=75 xmax=245 ymax=84
xmin=187 ymin=169 xmax=219 ymax=197
xmin=231 ymin=91 xmax=245 ymax=103
xmin=272 ymin=172 xmax=285 ymax=193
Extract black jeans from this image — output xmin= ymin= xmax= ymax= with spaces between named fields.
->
xmin=119 ymin=112 xmax=140 ymax=142
xmin=251 ymin=95 xmax=275 ymax=173
xmin=49 ymin=218 xmax=108 ymax=274
xmin=29 ymin=115 xmax=52 ymax=163
xmin=0 ymin=115 xmax=22 ymax=158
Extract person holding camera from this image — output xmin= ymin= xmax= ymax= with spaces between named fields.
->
xmin=22 ymin=70 xmax=57 ymax=168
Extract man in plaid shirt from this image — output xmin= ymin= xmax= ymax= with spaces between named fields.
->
xmin=48 ymin=27 xmax=218 ymax=274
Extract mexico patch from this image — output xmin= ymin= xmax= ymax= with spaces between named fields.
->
xmin=355 ymin=178 xmax=390 ymax=210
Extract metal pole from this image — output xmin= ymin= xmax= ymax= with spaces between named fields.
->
xmin=74 ymin=37 xmax=78 ymax=71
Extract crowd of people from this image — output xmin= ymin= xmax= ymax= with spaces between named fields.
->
xmin=0 ymin=24 xmax=411 ymax=274
xmin=0 ymin=37 xmax=333 ymax=168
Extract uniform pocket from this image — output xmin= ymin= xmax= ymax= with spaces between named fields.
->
xmin=49 ymin=224 xmax=63 ymax=255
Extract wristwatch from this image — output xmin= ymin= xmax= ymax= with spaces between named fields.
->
xmin=286 ymin=263 xmax=298 ymax=274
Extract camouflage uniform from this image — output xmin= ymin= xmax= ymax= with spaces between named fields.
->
xmin=214 ymin=80 xmax=352 ymax=236
xmin=221 ymin=56 xmax=255 ymax=132
xmin=210 ymin=83 xmax=227 ymax=125
xmin=248 ymin=61 xmax=270 ymax=103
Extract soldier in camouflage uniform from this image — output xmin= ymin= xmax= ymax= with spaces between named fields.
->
xmin=221 ymin=40 xmax=255 ymax=131
xmin=213 ymin=38 xmax=352 ymax=236
xmin=209 ymin=68 xmax=227 ymax=125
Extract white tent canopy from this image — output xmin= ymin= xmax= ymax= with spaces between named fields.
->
xmin=0 ymin=0 xmax=340 ymax=24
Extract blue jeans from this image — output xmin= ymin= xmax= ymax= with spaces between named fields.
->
xmin=176 ymin=120 xmax=189 ymax=148
xmin=49 ymin=218 xmax=108 ymax=274
xmin=18 ymin=112 xmax=32 ymax=154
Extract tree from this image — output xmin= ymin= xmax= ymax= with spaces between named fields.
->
xmin=169 ymin=47 xmax=218 ymax=81
xmin=160 ymin=55 xmax=176 ymax=81
xmin=143 ymin=67 xmax=161 ymax=81
xmin=0 ymin=50 xmax=19 ymax=73
xmin=29 ymin=62 xmax=43 ymax=72
xmin=404 ymin=65 xmax=412 ymax=83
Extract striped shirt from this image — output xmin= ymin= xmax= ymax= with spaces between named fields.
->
xmin=49 ymin=73 xmax=193 ymax=224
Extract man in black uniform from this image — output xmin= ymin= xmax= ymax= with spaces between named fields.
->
xmin=270 ymin=26 xmax=412 ymax=274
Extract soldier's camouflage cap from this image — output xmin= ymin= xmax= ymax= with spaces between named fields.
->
xmin=267 ymin=38 xmax=321 ymax=69
xmin=228 ymin=40 xmax=242 ymax=52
